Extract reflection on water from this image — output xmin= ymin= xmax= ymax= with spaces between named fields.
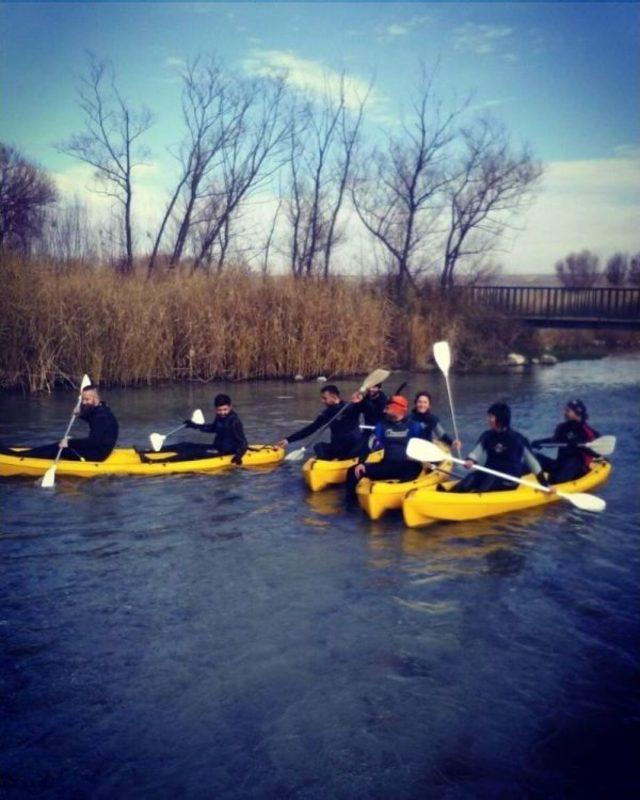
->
xmin=1 ymin=355 xmax=639 ymax=798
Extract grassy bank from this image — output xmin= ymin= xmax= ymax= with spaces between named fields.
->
xmin=0 ymin=257 xmax=589 ymax=392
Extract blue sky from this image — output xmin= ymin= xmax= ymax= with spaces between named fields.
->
xmin=1 ymin=2 xmax=639 ymax=272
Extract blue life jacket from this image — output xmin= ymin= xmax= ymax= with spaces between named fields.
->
xmin=374 ymin=417 xmax=424 ymax=463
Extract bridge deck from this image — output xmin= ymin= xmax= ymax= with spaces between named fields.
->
xmin=463 ymin=286 xmax=640 ymax=330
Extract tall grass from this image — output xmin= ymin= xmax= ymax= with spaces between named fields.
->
xmin=0 ymin=257 xmax=540 ymax=391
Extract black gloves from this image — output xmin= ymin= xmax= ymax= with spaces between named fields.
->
xmin=531 ymin=440 xmax=542 ymax=449
xmin=536 ymin=471 xmax=549 ymax=487
xmin=231 ymin=454 xmax=243 ymax=465
xmin=184 ymin=419 xmax=197 ymax=428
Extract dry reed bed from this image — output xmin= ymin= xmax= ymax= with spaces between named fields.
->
xmin=1 ymin=259 xmax=538 ymax=392
xmin=1 ymin=260 xmax=393 ymax=391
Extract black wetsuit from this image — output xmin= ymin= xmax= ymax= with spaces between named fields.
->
xmin=358 ymin=390 xmax=388 ymax=455
xmin=19 ymin=402 xmax=119 ymax=462
xmin=287 ymin=401 xmax=362 ymax=460
xmin=162 ymin=411 xmax=248 ymax=462
xmin=532 ymin=420 xmax=599 ymax=483
xmin=410 ymin=410 xmax=453 ymax=445
xmin=451 ymin=428 xmax=546 ymax=493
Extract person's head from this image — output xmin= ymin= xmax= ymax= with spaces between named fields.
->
xmin=81 ymin=384 xmax=101 ymax=408
xmin=385 ymin=395 xmax=409 ymax=422
xmin=564 ymin=398 xmax=588 ymax=422
xmin=320 ymin=385 xmax=341 ymax=407
xmin=414 ymin=391 xmax=432 ymax=414
xmin=487 ymin=401 xmax=511 ymax=431
xmin=214 ymin=393 xmax=233 ymax=417
xmin=367 ymin=383 xmax=383 ymax=397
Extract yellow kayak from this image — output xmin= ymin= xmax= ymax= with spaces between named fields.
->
xmin=402 ymin=461 xmax=612 ymax=528
xmin=356 ymin=460 xmax=453 ymax=520
xmin=302 ymin=450 xmax=383 ymax=492
xmin=0 ymin=445 xmax=284 ymax=479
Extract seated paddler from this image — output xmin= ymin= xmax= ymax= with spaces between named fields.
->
xmin=12 ymin=384 xmax=118 ymax=462
xmin=449 ymin=402 xmax=549 ymax=493
xmin=154 ymin=393 xmax=247 ymax=464
xmin=276 ymin=384 xmax=362 ymax=460
xmin=348 ymin=394 xmax=424 ymax=491
xmin=531 ymin=399 xmax=600 ymax=483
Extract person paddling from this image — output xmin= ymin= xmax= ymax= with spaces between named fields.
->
xmin=360 ymin=383 xmax=388 ymax=426
xmin=348 ymin=394 xmax=424 ymax=491
xmin=276 ymin=384 xmax=362 ymax=460
xmin=411 ymin=391 xmax=461 ymax=450
xmin=17 ymin=384 xmax=118 ymax=462
xmin=531 ymin=399 xmax=600 ymax=483
xmin=449 ymin=402 xmax=550 ymax=493
xmin=153 ymin=394 xmax=247 ymax=463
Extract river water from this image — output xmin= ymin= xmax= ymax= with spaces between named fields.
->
xmin=1 ymin=356 xmax=638 ymax=799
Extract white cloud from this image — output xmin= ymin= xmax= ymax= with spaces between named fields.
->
xmin=453 ymin=23 xmax=513 ymax=56
xmin=507 ymin=153 xmax=640 ymax=272
xmin=166 ymin=56 xmax=186 ymax=69
xmin=241 ymin=49 xmax=378 ymax=110
xmin=387 ymin=24 xmax=408 ymax=37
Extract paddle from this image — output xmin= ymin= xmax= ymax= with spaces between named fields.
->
xmin=406 ymin=438 xmax=606 ymax=513
xmin=535 ymin=435 xmax=616 ymax=458
xmin=433 ymin=341 xmax=461 ymax=458
xmin=41 ymin=374 xmax=92 ymax=488
xmin=284 ymin=368 xmax=391 ymax=462
xmin=149 ymin=409 xmax=206 ymax=452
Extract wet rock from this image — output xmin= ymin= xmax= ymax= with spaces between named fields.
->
xmin=507 ymin=352 xmax=527 ymax=366
xmin=540 ymin=353 xmax=558 ymax=365
xmin=294 ymin=373 xmax=304 ymax=381
xmin=316 ymin=375 xmax=328 ymax=382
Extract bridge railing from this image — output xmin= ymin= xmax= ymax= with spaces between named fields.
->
xmin=459 ymin=285 xmax=640 ymax=321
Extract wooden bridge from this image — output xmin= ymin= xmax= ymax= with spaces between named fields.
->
xmin=461 ymin=285 xmax=640 ymax=330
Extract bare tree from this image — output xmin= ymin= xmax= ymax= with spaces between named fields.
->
xmin=190 ymin=75 xmax=288 ymax=272
xmin=58 ymin=54 xmax=153 ymax=273
xmin=40 ymin=197 xmax=98 ymax=263
xmin=0 ymin=143 xmax=57 ymax=254
xmin=352 ymin=71 xmax=460 ymax=295
xmin=604 ymin=252 xmax=628 ymax=286
xmin=555 ymin=250 xmax=600 ymax=287
xmin=440 ymin=119 xmax=541 ymax=288
xmin=147 ymin=58 xmax=243 ymax=274
xmin=628 ymin=252 xmax=640 ymax=286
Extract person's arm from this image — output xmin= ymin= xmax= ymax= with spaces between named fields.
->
xmin=185 ymin=419 xmax=217 ymax=433
xmin=524 ymin=446 xmax=549 ymax=486
xmin=231 ymin=417 xmax=248 ymax=463
xmin=433 ymin=421 xmax=454 ymax=447
xmin=465 ymin=437 xmax=486 ymax=467
xmin=372 ymin=421 xmax=385 ymax=451
xmin=284 ymin=410 xmax=328 ymax=444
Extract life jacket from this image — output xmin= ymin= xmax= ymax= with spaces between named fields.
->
xmin=376 ymin=417 xmax=423 ymax=463
xmin=479 ymin=429 xmax=528 ymax=476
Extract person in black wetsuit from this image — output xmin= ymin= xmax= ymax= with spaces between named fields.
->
xmin=411 ymin=391 xmax=461 ymax=451
xmin=449 ymin=402 xmax=550 ymax=493
xmin=531 ymin=399 xmax=599 ymax=483
xmin=155 ymin=394 xmax=248 ymax=463
xmin=16 ymin=385 xmax=118 ymax=462
xmin=276 ymin=384 xmax=362 ymax=460
xmin=348 ymin=394 xmax=424 ymax=493
xmin=361 ymin=384 xmax=388 ymax=427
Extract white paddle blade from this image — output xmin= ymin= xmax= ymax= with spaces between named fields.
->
xmin=284 ymin=446 xmax=306 ymax=462
xmin=589 ymin=435 xmax=616 ymax=457
xmin=80 ymin=374 xmax=92 ymax=391
xmin=41 ymin=466 xmax=56 ymax=488
xmin=406 ymin=437 xmax=448 ymax=463
xmin=149 ymin=433 xmax=166 ymax=452
xmin=559 ymin=491 xmax=606 ymax=513
xmin=433 ymin=341 xmax=451 ymax=374
xmin=359 ymin=368 xmax=391 ymax=393
xmin=191 ymin=409 xmax=205 ymax=425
